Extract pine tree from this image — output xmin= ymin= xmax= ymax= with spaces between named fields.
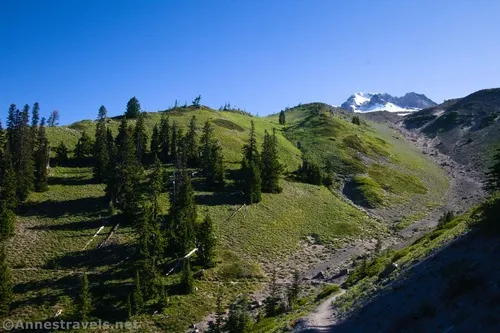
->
xmin=170 ymin=121 xmax=180 ymax=163
xmin=185 ymin=116 xmax=199 ymax=167
xmin=197 ymin=214 xmax=216 ymax=268
xmin=279 ymin=110 xmax=286 ymax=125
xmin=224 ymin=296 xmax=251 ymax=333
xmin=78 ymin=273 xmax=92 ymax=321
xmin=93 ymin=106 xmax=109 ymax=182
xmin=180 ymin=259 xmax=194 ymax=294
xmin=243 ymin=121 xmax=258 ymax=163
xmin=352 ymin=115 xmax=361 ymax=125
xmin=125 ymin=97 xmax=141 ymax=118
xmin=106 ymin=118 xmax=143 ymax=220
xmin=55 ymin=141 xmax=69 ymax=164
xmin=242 ymin=158 xmax=261 ymax=204
xmin=132 ymin=270 xmax=144 ymax=314
xmin=0 ymin=246 xmax=12 ymax=316
xmin=106 ymin=128 xmax=117 ymax=171
xmin=241 ymin=121 xmax=261 ymax=203
xmin=0 ymin=120 xmax=5 ymax=155
xmin=169 ymin=171 xmax=197 ymax=255
xmin=287 ymin=269 xmax=301 ymax=310
xmin=159 ymin=115 xmax=170 ymax=163
xmin=207 ymin=291 xmax=225 ymax=333
xmin=261 ymin=129 xmax=283 ymax=193
xmin=150 ymin=124 xmax=160 ymax=158
xmin=0 ymin=149 xmax=17 ymax=213
xmin=34 ymin=118 xmax=50 ymax=192
xmin=8 ymin=104 xmax=35 ymax=202
xmin=201 ymin=121 xmax=225 ymax=189
xmin=264 ymin=267 xmax=280 ymax=317
xmin=75 ymin=131 xmax=93 ymax=160
xmin=486 ymin=147 xmax=500 ymax=192
xmin=31 ymin=102 xmax=40 ymax=146
xmin=134 ymin=112 xmax=148 ymax=164
xmin=192 ymin=95 xmax=201 ymax=108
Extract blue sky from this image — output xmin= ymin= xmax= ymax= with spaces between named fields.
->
xmin=1 ymin=0 xmax=499 ymax=124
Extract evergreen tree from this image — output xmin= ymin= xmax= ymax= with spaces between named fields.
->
xmin=134 ymin=112 xmax=148 ymax=163
xmin=106 ymin=118 xmax=144 ymax=221
xmin=78 ymin=273 xmax=92 ymax=322
xmin=486 ymin=147 xmax=500 ymax=192
xmin=300 ymin=160 xmax=323 ymax=185
xmin=93 ymin=106 xmax=109 ymax=182
xmin=241 ymin=121 xmax=261 ymax=203
xmin=125 ymin=97 xmax=141 ymax=118
xmin=207 ymin=291 xmax=225 ymax=333
xmin=170 ymin=121 xmax=180 ymax=163
xmin=185 ymin=116 xmax=199 ymax=167
xmin=192 ymin=95 xmax=201 ymax=108
xmin=47 ymin=110 xmax=60 ymax=127
xmin=242 ymin=158 xmax=261 ymax=204
xmin=55 ymin=141 xmax=69 ymax=164
xmin=352 ymin=115 xmax=361 ymax=125
xmin=150 ymin=124 xmax=160 ymax=158
xmin=0 ymin=149 xmax=16 ymax=239
xmin=132 ymin=270 xmax=144 ymax=314
xmin=169 ymin=171 xmax=197 ymax=255
xmin=8 ymin=104 xmax=35 ymax=202
xmin=197 ymin=214 xmax=216 ymax=268
xmin=179 ymin=259 xmax=194 ymax=294
xmin=242 ymin=121 xmax=258 ymax=163
xmin=224 ymin=296 xmax=251 ymax=333
xmin=0 ymin=120 xmax=5 ymax=154
xmin=264 ymin=267 xmax=280 ymax=317
xmin=261 ymin=129 xmax=283 ymax=193
xmin=106 ymin=128 xmax=117 ymax=171
xmin=34 ymin=118 xmax=50 ymax=192
xmin=31 ymin=102 xmax=40 ymax=146
xmin=159 ymin=115 xmax=170 ymax=163
xmin=201 ymin=121 xmax=225 ymax=189
xmin=0 ymin=246 xmax=12 ymax=316
xmin=75 ymin=131 xmax=93 ymax=160
xmin=287 ymin=269 xmax=301 ymax=310
xmin=279 ymin=110 xmax=286 ymax=125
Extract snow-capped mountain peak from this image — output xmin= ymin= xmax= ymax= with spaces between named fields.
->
xmin=341 ymin=92 xmax=437 ymax=113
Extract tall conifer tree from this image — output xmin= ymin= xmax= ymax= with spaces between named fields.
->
xmin=159 ymin=115 xmax=170 ymax=163
xmin=34 ymin=118 xmax=50 ymax=192
xmin=93 ymin=106 xmax=109 ymax=182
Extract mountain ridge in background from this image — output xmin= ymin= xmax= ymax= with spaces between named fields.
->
xmin=341 ymin=92 xmax=437 ymax=113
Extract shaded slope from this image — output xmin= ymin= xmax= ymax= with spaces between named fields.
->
xmin=403 ymin=88 xmax=500 ymax=176
xmin=332 ymin=196 xmax=500 ymax=333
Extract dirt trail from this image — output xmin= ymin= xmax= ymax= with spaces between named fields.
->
xmin=292 ymin=290 xmax=346 ymax=332
xmin=292 ymin=123 xmax=487 ymax=332
xmin=193 ymin=123 xmax=487 ymax=333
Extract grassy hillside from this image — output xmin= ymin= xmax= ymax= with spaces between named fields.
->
xmin=6 ymin=106 xmax=396 ymax=331
xmin=268 ymin=103 xmax=448 ymax=225
xmin=48 ymin=107 xmax=302 ymax=171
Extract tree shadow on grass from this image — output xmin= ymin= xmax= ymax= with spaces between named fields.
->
xmin=48 ymin=175 xmax=98 ymax=186
xmin=20 ymin=197 xmax=108 ymax=219
xmin=45 ymin=241 xmax=136 ymax=272
xmin=29 ymin=214 xmax=119 ymax=232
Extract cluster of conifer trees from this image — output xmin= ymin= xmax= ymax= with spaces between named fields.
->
xmin=0 ymin=103 xmax=52 ymax=315
xmin=240 ymin=121 xmax=283 ymax=204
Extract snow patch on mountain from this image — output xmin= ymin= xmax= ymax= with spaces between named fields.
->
xmin=341 ymin=92 xmax=437 ymax=113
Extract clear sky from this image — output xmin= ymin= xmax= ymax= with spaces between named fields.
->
xmin=1 ymin=0 xmax=499 ymax=124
